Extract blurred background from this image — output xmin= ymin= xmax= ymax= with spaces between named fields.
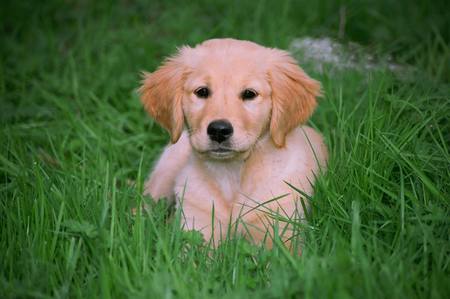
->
xmin=2 ymin=0 xmax=449 ymax=88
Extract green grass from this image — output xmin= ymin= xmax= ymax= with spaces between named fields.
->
xmin=1 ymin=0 xmax=449 ymax=298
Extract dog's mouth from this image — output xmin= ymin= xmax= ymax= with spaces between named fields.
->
xmin=210 ymin=147 xmax=232 ymax=153
xmin=208 ymin=147 xmax=235 ymax=159
xmin=197 ymin=146 xmax=245 ymax=160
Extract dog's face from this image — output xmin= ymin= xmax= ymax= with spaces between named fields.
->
xmin=140 ymin=39 xmax=320 ymax=161
xmin=182 ymin=45 xmax=273 ymax=161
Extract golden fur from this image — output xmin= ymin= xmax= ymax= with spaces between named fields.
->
xmin=139 ymin=38 xmax=327 ymax=248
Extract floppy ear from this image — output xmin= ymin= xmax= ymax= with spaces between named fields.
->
xmin=139 ymin=48 xmax=191 ymax=143
xmin=268 ymin=50 xmax=321 ymax=147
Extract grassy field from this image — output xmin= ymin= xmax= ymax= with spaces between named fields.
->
xmin=1 ymin=0 xmax=449 ymax=298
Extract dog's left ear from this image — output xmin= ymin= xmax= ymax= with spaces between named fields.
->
xmin=139 ymin=47 xmax=192 ymax=143
xmin=268 ymin=50 xmax=321 ymax=147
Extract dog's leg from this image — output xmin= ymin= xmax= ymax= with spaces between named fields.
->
xmin=180 ymin=202 xmax=229 ymax=247
xmin=144 ymin=132 xmax=191 ymax=202
xmin=174 ymin=171 xmax=232 ymax=246
xmin=232 ymin=196 xmax=306 ymax=254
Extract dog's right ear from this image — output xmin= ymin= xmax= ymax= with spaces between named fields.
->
xmin=139 ymin=47 xmax=192 ymax=143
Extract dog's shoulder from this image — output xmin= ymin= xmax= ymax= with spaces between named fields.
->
xmin=287 ymin=126 xmax=328 ymax=168
xmin=163 ymin=130 xmax=192 ymax=158
xmin=245 ymin=126 xmax=327 ymax=173
xmin=144 ymin=131 xmax=192 ymax=200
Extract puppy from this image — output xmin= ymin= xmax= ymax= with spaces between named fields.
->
xmin=139 ymin=38 xmax=327 ymax=248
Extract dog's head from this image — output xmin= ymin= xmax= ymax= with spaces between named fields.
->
xmin=139 ymin=38 xmax=320 ymax=161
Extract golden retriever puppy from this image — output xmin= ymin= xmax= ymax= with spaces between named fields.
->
xmin=139 ymin=38 xmax=327 ymax=248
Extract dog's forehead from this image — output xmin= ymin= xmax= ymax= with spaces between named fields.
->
xmin=185 ymin=49 xmax=269 ymax=85
xmin=191 ymin=41 xmax=270 ymax=71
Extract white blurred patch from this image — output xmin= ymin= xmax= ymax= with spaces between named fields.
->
xmin=289 ymin=37 xmax=412 ymax=76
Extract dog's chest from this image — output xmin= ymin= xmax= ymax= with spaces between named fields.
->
xmin=205 ymin=161 xmax=242 ymax=202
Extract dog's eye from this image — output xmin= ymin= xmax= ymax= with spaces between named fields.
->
xmin=241 ymin=89 xmax=258 ymax=100
xmin=194 ymin=87 xmax=210 ymax=99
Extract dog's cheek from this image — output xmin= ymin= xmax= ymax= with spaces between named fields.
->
xmin=188 ymin=96 xmax=207 ymax=112
xmin=183 ymin=99 xmax=202 ymax=131
xmin=184 ymin=110 xmax=210 ymax=151
xmin=243 ymin=100 xmax=271 ymax=133
xmin=231 ymin=102 xmax=268 ymax=148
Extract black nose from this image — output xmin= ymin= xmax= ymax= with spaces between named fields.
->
xmin=207 ymin=119 xmax=233 ymax=143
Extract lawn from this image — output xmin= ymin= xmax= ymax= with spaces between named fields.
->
xmin=1 ymin=0 xmax=449 ymax=298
